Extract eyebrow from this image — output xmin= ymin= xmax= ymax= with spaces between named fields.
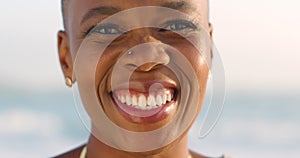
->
xmin=80 ymin=1 xmax=197 ymax=25
xmin=161 ymin=1 xmax=196 ymax=12
xmin=80 ymin=6 xmax=121 ymax=25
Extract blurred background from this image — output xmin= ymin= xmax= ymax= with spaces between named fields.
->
xmin=0 ymin=0 xmax=299 ymax=157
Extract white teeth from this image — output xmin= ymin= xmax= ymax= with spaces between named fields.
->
xmin=147 ymin=95 xmax=156 ymax=107
xmin=132 ymin=95 xmax=138 ymax=106
xmin=115 ymin=89 xmax=174 ymax=110
xmin=167 ymin=93 xmax=172 ymax=102
xmin=162 ymin=94 xmax=167 ymax=105
xmin=126 ymin=95 xmax=131 ymax=106
xmin=141 ymin=105 xmax=147 ymax=110
xmin=121 ymin=96 xmax=126 ymax=104
xmin=156 ymin=95 xmax=163 ymax=106
xmin=146 ymin=106 xmax=153 ymax=110
xmin=138 ymin=95 xmax=147 ymax=108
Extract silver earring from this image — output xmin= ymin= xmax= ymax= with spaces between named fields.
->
xmin=128 ymin=51 xmax=133 ymax=55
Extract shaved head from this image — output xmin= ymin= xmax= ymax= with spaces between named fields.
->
xmin=61 ymin=0 xmax=68 ymax=28
xmin=61 ymin=0 xmax=209 ymax=30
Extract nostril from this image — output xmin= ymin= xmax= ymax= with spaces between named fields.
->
xmin=136 ymin=63 xmax=164 ymax=72
xmin=125 ymin=63 xmax=166 ymax=72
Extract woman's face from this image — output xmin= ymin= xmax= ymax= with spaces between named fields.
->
xmin=59 ymin=0 xmax=211 ymax=133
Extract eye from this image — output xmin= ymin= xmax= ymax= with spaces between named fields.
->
xmin=160 ymin=20 xmax=197 ymax=32
xmin=91 ymin=23 xmax=124 ymax=35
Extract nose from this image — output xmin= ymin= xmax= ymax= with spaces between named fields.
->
xmin=123 ymin=36 xmax=170 ymax=72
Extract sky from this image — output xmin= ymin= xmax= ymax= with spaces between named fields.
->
xmin=0 ymin=0 xmax=299 ymax=92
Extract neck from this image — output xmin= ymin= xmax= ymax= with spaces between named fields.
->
xmin=86 ymin=126 xmax=190 ymax=158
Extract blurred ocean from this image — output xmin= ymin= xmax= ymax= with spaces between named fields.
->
xmin=0 ymin=87 xmax=299 ymax=158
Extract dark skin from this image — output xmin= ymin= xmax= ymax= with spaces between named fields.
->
xmin=56 ymin=0 xmax=212 ymax=158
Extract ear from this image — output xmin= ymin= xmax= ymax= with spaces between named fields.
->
xmin=208 ymin=23 xmax=214 ymax=68
xmin=57 ymin=30 xmax=74 ymax=86
xmin=208 ymin=23 xmax=213 ymax=39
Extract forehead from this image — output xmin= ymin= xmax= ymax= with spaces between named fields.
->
xmin=69 ymin=0 xmax=207 ymax=10
xmin=67 ymin=0 xmax=208 ymax=21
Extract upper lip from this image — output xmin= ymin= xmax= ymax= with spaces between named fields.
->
xmin=111 ymin=80 xmax=178 ymax=93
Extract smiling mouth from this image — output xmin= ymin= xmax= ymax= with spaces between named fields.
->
xmin=110 ymin=82 xmax=178 ymax=124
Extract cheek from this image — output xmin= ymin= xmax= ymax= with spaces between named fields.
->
xmin=172 ymin=41 xmax=210 ymax=109
xmin=94 ymin=47 xmax=122 ymax=85
xmin=192 ymin=54 xmax=209 ymax=105
xmin=194 ymin=57 xmax=209 ymax=84
xmin=172 ymin=41 xmax=210 ymax=82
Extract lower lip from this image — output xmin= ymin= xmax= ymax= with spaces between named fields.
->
xmin=111 ymin=95 xmax=176 ymax=124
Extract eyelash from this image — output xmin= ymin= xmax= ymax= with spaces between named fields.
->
xmin=81 ymin=23 xmax=123 ymax=37
xmin=160 ymin=20 xmax=197 ymax=32
xmin=81 ymin=19 xmax=198 ymax=37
